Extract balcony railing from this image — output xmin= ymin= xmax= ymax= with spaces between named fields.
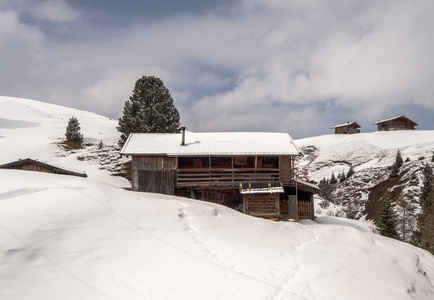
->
xmin=176 ymin=168 xmax=282 ymax=186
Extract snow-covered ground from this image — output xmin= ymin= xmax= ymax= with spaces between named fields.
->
xmin=1 ymin=96 xmax=434 ymax=299
xmin=1 ymin=169 xmax=434 ymax=299
xmin=0 ymin=96 xmax=128 ymax=187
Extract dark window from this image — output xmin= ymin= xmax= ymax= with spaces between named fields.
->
xmin=234 ymin=156 xmax=255 ymax=168
xmin=257 ymin=157 xmax=278 ymax=168
xmin=178 ymin=157 xmax=210 ymax=169
xmin=211 ymin=157 xmax=232 ymax=168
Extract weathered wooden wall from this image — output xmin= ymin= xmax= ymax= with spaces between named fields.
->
xmin=377 ymin=120 xmax=416 ymax=131
xmin=335 ymin=125 xmax=360 ymax=134
xmin=133 ymin=157 xmax=177 ymax=171
xmin=279 ymin=156 xmax=293 ymax=185
xmin=132 ymin=157 xmax=176 ymax=194
xmin=243 ymin=193 xmax=279 ymax=217
xmin=10 ymin=164 xmax=53 ymax=173
xmin=137 ymin=170 xmax=175 ymax=194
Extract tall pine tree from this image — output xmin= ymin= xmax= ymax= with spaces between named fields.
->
xmin=346 ymin=165 xmax=355 ymax=179
xmin=415 ymin=163 xmax=434 ymax=254
xmin=389 ymin=149 xmax=403 ymax=178
xmin=117 ymin=76 xmax=181 ymax=147
xmin=377 ymin=195 xmax=399 ymax=239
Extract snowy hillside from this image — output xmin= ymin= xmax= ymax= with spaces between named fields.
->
xmin=1 ymin=169 xmax=434 ymax=299
xmin=0 ymin=96 xmax=129 ymax=187
xmin=295 ymin=131 xmax=434 ymax=239
xmin=1 ymin=96 xmax=434 ymax=299
xmin=296 ymin=131 xmax=434 ymax=182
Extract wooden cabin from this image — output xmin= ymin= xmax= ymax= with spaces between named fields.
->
xmin=332 ymin=122 xmax=361 ymax=134
xmin=120 ymin=129 xmax=318 ymax=220
xmin=374 ymin=116 xmax=418 ymax=131
xmin=0 ymin=158 xmax=87 ymax=177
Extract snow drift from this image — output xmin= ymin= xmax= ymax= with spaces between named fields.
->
xmin=1 ymin=170 xmax=434 ymax=299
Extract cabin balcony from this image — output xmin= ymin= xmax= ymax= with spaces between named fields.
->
xmin=176 ymin=168 xmax=283 ymax=187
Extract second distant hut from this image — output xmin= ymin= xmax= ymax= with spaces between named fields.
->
xmin=374 ymin=116 xmax=418 ymax=131
xmin=332 ymin=121 xmax=361 ymax=134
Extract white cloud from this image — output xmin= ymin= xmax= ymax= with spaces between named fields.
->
xmin=32 ymin=0 xmax=81 ymax=23
xmin=1 ymin=0 xmax=434 ymax=137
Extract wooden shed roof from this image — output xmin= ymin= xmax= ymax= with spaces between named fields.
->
xmin=373 ymin=115 xmax=418 ymax=126
xmin=0 ymin=158 xmax=87 ymax=178
xmin=120 ymin=132 xmax=301 ymax=157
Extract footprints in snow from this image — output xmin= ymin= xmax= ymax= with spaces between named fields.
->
xmin=176 ymin=202 xmax=219 ymax=232
xmin=177 ymin=203 xmax=198 ymax=233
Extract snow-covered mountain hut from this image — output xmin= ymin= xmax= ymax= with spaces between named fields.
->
xmin=0 ymin=158 xmax=87 ymax=178
xmin=120 ymin=129 xmax=317 ymax=220
xmin=332 ymin=121 xmax=361 ymax=134
xmin=374 ymin=116 xmax=418 ymax=131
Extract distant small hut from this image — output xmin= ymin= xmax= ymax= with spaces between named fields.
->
xmin=374 ymin=116 xmax=418 ymax=131
xmin=332 ymin=122 xmax=361 ymax=134
xmin=0 ymin=158 xmax=87 ymax=178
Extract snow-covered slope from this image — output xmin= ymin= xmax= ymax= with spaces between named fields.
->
xmin=0 ymin=96 xmax=129 ymax=187
xmin=295 ymin=131 xmax=434 ymax=239
xmin=1 ymin=96 xmax=434 ymax=299
xmin=295 ymin=131 xmax=434 ymax=182
xmin=1 ymin=169 xmax=434 ymax=299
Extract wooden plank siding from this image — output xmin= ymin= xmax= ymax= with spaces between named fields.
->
xmin=279 ymin=156 xmax=294 ymax=185
xmin=377 ymin=119 xmax=416 ymax=131
xmin=132 ymin=157 xmax=176 ymax=193
xmin=243 ymin=193 xmax=280 ymax=217
xmin=137 ymin=170 xmax=175 ymax=194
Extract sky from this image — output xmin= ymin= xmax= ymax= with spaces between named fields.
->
xmin=1 ymin=0 xmax=434 ymax=139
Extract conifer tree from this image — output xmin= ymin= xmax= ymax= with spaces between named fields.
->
xmin=318 ymin=177 xmax=334 ymax=206
xmin=65 ymin=117 xmax=83 ymax=143
xmin=389 ymin=149 xmax=403 ymax=178
xmin=389 ymin=164 xmax=399 ymax=178
xmin=346 ymin=165 xmax=355 ymax=179
xmin=395 ymin=149 xmax=403 ymax=169
xmin=330 ymin=172 xmax=338 ymax=184
xmin=416 ymin=163 xmax=434 ymax=254
xmin=339 ymin=171 xmax=346 ymax=183
xmin=377 ymin=196 xmax=399 ymax=239
xmin=117 ymin=76 xmax=181 ymax=147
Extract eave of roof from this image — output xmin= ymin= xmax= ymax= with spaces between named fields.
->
xmin=373 ymin=115 xmax=418 ymax=126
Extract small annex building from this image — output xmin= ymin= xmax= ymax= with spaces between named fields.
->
xmin=374 ymin=116 xmax=418 ymax=131
xmin=0 ymin=158 xmax=87 ymax=178
xmin=332 ymin=121 xmax=361 ymax=134
xmin=120 ymin=129 xmax=318 ymax=220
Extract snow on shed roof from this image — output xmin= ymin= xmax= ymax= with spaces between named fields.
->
xmin=332 ymin=121 xmax=361 ymax=129
xmin=120 ymin=131 xmax=301 ymax=156
xmin=373 ymin=115 xmax=418 ymax=125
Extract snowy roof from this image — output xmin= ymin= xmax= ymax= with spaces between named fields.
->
xmin=373 ymin=115 xmax=418 ymax=126
xmin=295 ymin=179 xmax=320 ymax=193
xmin=332 ymin=121 xmax=361 ymax=128
xmin=0 ymin=158 xmax=87 ymax=178
xmin=120 ymin=131 xmax=301 ymax=156
xmin=240 ymin=182 xmax=284 ymax=194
